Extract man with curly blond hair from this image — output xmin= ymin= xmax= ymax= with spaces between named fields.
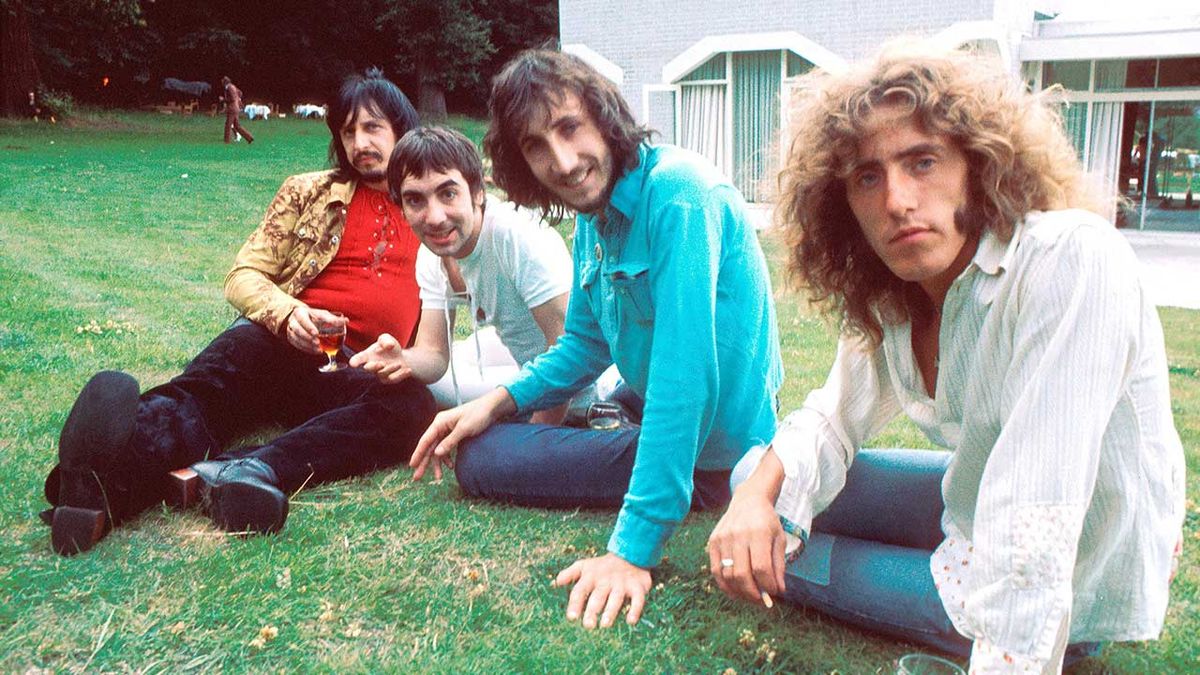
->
xmin=707 ymin=41 xmax=1185 ymax=671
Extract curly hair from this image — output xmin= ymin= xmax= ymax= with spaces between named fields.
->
xmin=484 ymin=49 xmax=653 ymax=221
xmin=779 ymin=40 xmax=1110 ymax=345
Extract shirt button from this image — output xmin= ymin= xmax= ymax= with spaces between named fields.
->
xmin=594 ymin=243 xmax=602 ymax=261
xmin=308 ymin=260 xmax=317 ymax=268
xmin=298 ymin=228 xmax=307 ymax=237
xmin=331 ymin=235 xmax=340 ymax=245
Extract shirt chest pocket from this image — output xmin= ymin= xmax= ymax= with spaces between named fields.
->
xmin=606 ymin=261 xmax=654 ymax=328
xmin=284 ymin=208 xmax=334 ymax=274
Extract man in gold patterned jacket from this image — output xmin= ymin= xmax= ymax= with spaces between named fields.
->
xmin=43 ymin=68 xmax=436 ymax=556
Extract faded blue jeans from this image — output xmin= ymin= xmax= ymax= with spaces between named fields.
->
xmin=756 ymin=448 xmax=1100 ymax=664
xmin=455 ymin=386 xmax=732 ymax=514
xmin=454 ymin=423 xmax=732 ymax=513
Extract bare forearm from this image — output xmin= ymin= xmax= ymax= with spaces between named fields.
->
xmin=529 ymin=402 xmax=569 ymax=426
xmin=736 ymin=447 xmax=786 ymax=504
xmin=400 ymin=347 xmax=450 ymax=385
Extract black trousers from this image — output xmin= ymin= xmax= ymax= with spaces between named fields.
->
xmin=125 ymin=321 xmax=435 ymax=503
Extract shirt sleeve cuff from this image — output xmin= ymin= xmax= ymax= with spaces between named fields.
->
xmin=606 ymin=507 xmax=675 ymax=569
xmin=969 ymin=639 xmax=1050 ymax=673
xmin=502 ymin=377 xmax=538 ymax=414
xmin=775 ymin=475 xmax=815 ymax=562
xmin=730 ymin=435 xmax=818 ymax=562
xmin=769 ymin=423 xmax=821 ymax=560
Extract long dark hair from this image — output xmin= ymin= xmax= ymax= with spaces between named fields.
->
xmin=484 ymin=49 xmax=652 ymax=220
xmin=326 ymin=67 xmax=419 ymax=180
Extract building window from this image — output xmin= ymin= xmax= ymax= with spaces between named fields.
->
xmin=1158 ymin=57 xmax=1200 ymax=88
xmin=1042 ymin=60 xmax=1090 ymax=91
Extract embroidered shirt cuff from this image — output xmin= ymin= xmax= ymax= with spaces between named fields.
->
xmin=970 ymin=639 xmax=1048 ymax=673
xmin=779 ymin=515 xmax=809 ymax=563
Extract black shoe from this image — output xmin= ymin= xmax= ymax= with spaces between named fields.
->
xmin=50 ymin=371 xmax=140 ymax=555
xmin=190 ymin=458 xmax=288 ymax=535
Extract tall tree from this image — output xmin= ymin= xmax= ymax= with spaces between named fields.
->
xmin=1 ymin=1 xmax=41 ymax=117
xmin=1 ymin=0 xmax=146 ymax=116
xmin=378 ymin=0 xmax=495 ymax=120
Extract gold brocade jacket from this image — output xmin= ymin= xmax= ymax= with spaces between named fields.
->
xmin=223 ymin=170 xmax=357 ymax=335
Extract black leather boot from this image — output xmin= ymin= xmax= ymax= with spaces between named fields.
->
xmin=189 ymin=458 xmax=288 ymax=535
xmin=50 ymin=370 xmax=140 ymax=555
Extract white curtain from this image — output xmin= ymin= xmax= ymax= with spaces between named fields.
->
xmin=1061 ymin=102 xmax=1088 ymax=159
xmin=680 ymin=84 xmax=727 ymax=177
xmin=1087 ymin=102 xmax=1124 ymax=222
xmin=732 ymin=51 xmax=782 ymax=203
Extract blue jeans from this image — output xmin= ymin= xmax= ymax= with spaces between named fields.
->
xmin=781 ymin=448 xmax=1101 ymax=664
xmin=455 ymin=422 xmax=731 ymax=515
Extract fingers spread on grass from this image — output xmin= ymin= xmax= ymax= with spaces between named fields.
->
xmin=581 ymin=581 xmax=613 ymax=629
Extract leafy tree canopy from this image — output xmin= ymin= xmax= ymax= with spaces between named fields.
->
xmin=2 ymin=0 xmax=556 ymax=116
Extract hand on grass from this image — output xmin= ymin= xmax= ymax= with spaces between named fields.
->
xmin=349 ymin=333 xmax=413 ymax=383
xmin=410 ymin=388 xmax=515 ymax=480
xmin=554 ymin=552 xmax=652 ymax=628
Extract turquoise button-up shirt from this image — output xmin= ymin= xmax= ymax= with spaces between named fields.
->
xmin=506 ymin=144 xmax=784 ymax=567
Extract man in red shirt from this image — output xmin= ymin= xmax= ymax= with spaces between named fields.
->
xmin=44 ymin=69 xmax=436 ymax=555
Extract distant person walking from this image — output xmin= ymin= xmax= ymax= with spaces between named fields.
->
xmin=221 ymin=75 xmax=254 ymax=144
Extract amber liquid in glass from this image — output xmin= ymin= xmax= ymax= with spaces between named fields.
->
xmin=318 ymin=331 xmax=344 ymax=357
xmin=316 ymin=315 xmax=346 ymax=372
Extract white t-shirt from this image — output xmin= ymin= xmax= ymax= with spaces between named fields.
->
xmin=416 ymin=195 xmax=572 ymax=368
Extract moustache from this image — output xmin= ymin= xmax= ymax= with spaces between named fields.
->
xmin=353 ymin=151 xmax=383 ymax=164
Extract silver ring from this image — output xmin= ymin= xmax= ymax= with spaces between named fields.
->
xmin=720 ymin=558 xmax=735 ymax=568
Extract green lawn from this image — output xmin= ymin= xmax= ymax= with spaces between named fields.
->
xmin=0 ymin=111 xmax=1196 ymax=673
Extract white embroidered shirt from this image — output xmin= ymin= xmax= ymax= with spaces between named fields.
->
xmin=764 ymin=210 xmax=1186 ymax=672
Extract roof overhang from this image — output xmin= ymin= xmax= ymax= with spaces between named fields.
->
xmin=1020 ymin=16 xmax=1200 ymax=61
xmin=662 ymin=32 xmax=846 ymax=83
xmin=931 ymin=21 xmax=1015 ymax=69
xmin=562 ymin=44 xmax=624 ymax=85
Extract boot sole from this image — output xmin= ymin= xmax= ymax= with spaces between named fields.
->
xmin=51 ymin=506 xmax=108 ymax=556
xmin=210 ymin=482 xmax=288 ymax=535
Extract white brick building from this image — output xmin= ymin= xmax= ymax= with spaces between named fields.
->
xmin=560 ymin=1 xmax=1200 ymax=233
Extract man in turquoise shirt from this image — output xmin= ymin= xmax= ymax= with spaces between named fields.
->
xmin=409 ymin=49 xmax=783 ymax=629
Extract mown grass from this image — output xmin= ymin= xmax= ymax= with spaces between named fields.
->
xmin=0 ymin=110 xmax=1196 ymax=673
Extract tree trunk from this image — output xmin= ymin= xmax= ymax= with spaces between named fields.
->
xmin=418 ymin=80 xmax=446 ymax=121
xmin=414 ymin=55 xmax=446 ymax=121
xmin=1 ymin=1 xmax=42 ymax=118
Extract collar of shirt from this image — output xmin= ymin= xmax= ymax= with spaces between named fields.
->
xmin=957 ymin=216 xmax=1027 ymax=309
xmin=970 ymin=216 xmax=1026 ymax=277
xmin=327 ymin=175 xmax=356 ymax=211
xmin=584 ymin=143 xmax=652 ymax=235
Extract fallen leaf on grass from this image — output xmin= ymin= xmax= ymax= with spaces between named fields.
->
xmin=249 ymin=624 xmax=279 ymax=649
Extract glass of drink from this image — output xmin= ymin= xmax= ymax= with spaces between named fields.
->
xmin=586 ymin=401 xmax=624 ymax=431
xmin=896 ymin=653 xmax=965 ymax=675
xmin=316 ymin=312 xmax=346 ymax=373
